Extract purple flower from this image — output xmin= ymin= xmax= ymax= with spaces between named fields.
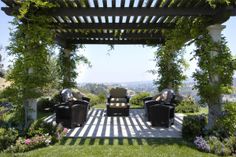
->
xmin=194 ymin=136 xmax=210 ymax=152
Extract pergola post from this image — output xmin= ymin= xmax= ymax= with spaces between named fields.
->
xmin=59 ymin=41 xmax=73 ymax=88
xmin=206 ymin=24 xmax=225 ymax=129
xmin=24 ymin=68 xmax=37 ymax=128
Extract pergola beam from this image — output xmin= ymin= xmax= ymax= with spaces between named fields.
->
xmin=2 ymin=6 xmax=236 ymax=17
xmin=55 ymin=23 xmax=175 ymax=30
xmin=47 ymin=7 xmax=235 ymax=17
xmin=57 ymin=32 xmax=164 ymax=39
xmin=62 ymin=39 xmax=163 ymax=45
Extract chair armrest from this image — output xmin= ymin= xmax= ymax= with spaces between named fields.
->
xmin=143 ymin=97 xmax=153 ymax=103
xmin=126 ymin=96 xmax=130 ymax=103
xmin=82 ymin=96 xmax=90 ymax=102
xmin=145 ymin=100 xmax=160 ymax=106
xmin=107 ymin=96 xmax=112 ymax=103
xmin=74 ymin=100 xmax=89 ymax=105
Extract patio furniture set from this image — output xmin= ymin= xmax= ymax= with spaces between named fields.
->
xmin=54 ymin=88 xmax=176 ymax=128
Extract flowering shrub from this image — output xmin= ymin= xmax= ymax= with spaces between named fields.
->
xmin=194 ymin=136 xmax=210 ymax=152
xmin=54 ymin=123 xmax=68 ymax=141
xmin=194 ymin=135 xmax=236 ymax=156
xmin=8 ymin=134 xmax=52 ymax=153
xmin=5 ymin=121 xmax=68 ymax=153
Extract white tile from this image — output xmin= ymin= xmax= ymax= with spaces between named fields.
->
xmin=46 ymin=109 xmax=184 ymax=138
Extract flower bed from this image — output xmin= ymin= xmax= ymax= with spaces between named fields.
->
xmin=5 ymin=120 xmax=68 ymax=153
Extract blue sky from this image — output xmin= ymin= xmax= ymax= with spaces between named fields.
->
xmin=0 ymin=1 xmax=236 ymax=83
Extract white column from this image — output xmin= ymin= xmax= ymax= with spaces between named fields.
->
xmin=207 ymin=24 xmax=225 ymax=43
xmin=26 ymin=99 xmax=37 ymax=120
xmin=25 ymin=68 xmax=37 ymax=122
xmin=206 ymin=24 xmax=225 ymax=129
xmin=207 ymin=24 xmax=225 ymax=83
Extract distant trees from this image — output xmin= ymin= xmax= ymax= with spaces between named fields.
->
xmin=81 ymin=83 xmax=109 ymax=95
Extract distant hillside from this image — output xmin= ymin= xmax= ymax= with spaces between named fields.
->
xmin=78 ymin=77 xmax=236 ymax=97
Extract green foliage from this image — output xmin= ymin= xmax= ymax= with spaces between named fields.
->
xmin=176 ymin=97 xmax=199 ymax=113
xmin=0 ymin=128 xmax=18 ymax=151
xmin=87 ymin=93 xmax=106 ymax=107
xmin=207 ymin=0 xmax=234 ymax=8
xmin=58 ymin=44 xmax=91 ymax=88
xmin=153 ymin=48 xmax=187 ymax=92
xmin=41 ymin=56 xmax=62 ymax=95
xmin=27 ymin=119 xmax=56 ymax=137
xmin=51 ymin=93 xmax=61 ymax=104
xmin=193 ymin=35 xmax=235 ymax=106
xmin=224 ymin=136 xmax=236 ymax=154
xmin=82 ymin=83 xmax=109 ymax=95
xmin=207 ymin=136 xmax=232 ymax=156
xmin=15 ymin=0 xmax=56 ymax=19
xmin=5 ymin=0 xmax=57 ymax=125
xmin=182 ymin=115 xmax=207 ymax=141
xmin=152 ymin=18 xmax=208 ymax=92
xmin=212 ymin=102 xmax=236 ymax=138
xmin=130 ymin=92 xmax=150 ymax=107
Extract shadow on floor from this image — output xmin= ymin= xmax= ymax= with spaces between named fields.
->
xmin=59 ymin=137 xmax=194 ymax=148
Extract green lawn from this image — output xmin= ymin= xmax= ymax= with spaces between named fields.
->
xmin=0 ymin=138 xmax=228 ymax=157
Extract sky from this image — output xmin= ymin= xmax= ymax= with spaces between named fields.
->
xmin=0 ymin=1 xmax=236 ymax=83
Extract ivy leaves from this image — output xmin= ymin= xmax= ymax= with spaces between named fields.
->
xmin=58 ymin=44 xmax=91 ymax=88
xmin=16 ymin=0 xmax=56 ymax=19
xmin=193 ymin=34 xmax=235 ymax=105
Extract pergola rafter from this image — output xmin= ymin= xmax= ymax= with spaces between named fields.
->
xmin=1 ymin=0 xmax=236 ymax=45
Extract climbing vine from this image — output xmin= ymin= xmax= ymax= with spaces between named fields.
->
xmin=192 ymin=28 xmax=235 ymax=129
xmin=193 ymin=33 xmax=235 ymax=105
xmin=5 ymin=0 xmax=56 ymax=125
xmin=151 ymin=0 xmax=235 ymax=129
xmin=152 ymin=18 xmax=207 ymax=92
xmin=153 ymin=47 xmax=187 ymax=92
xmin=58 ymin=44 xmax=91 ymax=88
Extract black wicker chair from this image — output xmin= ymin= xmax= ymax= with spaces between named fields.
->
xmin=55 ymin=100 xmax=89 ymax=128
xmin=143 ymin=89 xmax=176 ymax=127
xmin=55 ymin=89 xmax=90 ymax=128
xmin=106 ymin=87 xmax=130 ymax=116
xmin=149 ymin=103 xmax=175 ymax=127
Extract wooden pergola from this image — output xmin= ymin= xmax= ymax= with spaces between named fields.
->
xmin=1 ymin=0 xmax=236 ymax=46
xmin=1 ymin=0 xmax=236 ymax=128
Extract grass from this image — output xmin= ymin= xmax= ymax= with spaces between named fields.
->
xmin=4 ymin=105 xmax=216 ymax=157
xmin=0 ymin=138 xmax=226 ymax=157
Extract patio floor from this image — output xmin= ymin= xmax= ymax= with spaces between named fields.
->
xmin=44 ymin=109 xmax=184 ymax=138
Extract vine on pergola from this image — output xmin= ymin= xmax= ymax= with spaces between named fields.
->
xmin=153 ymin=0 xmax=236 ymax=129
xmin=153 ymin=18 xmax=207 ymax=92
xmin=4 ymin=0 xmax=93 ymax=125
xmin=58 ymin=43 xmax=91 ymax=89
xmin=6 ymin=14 xmax=56 ymax=124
